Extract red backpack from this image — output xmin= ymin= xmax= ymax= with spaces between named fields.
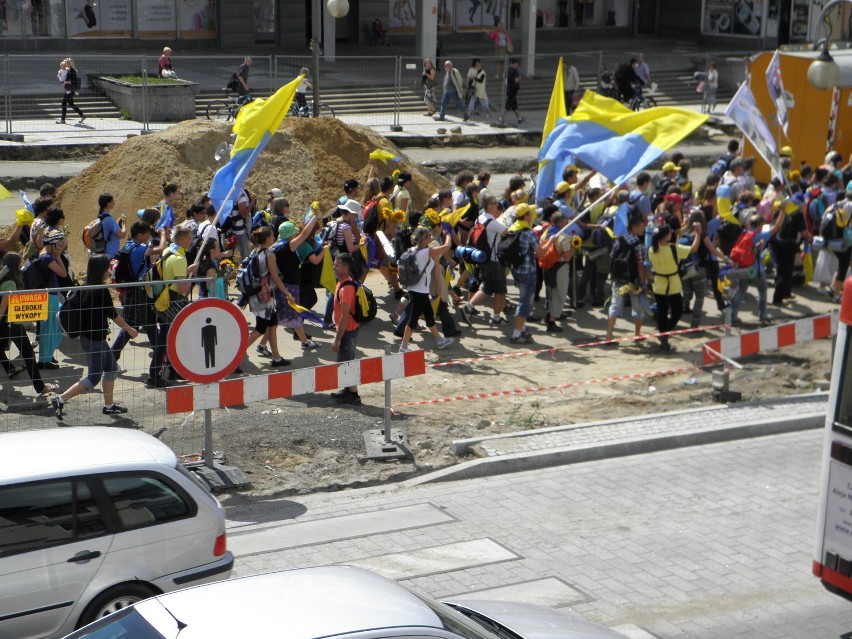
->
xmin=361 ymin=197 xmax=381 ymax=234
xmin=466 ymin=218 xmax=493 ymax=259
xmin=729 ymin=230 xmax=757 ymax=267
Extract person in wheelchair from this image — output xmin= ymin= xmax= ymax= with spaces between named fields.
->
xmin=372 ymin=18 xmax=390 ymax=46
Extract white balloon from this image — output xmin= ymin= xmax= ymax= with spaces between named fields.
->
xmin=327 ymin=0 xmax=349 ymax=18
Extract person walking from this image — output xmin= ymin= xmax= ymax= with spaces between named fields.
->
xmin=466 ymin=58 xmax=490 ymax=117
xmin=705 ymin=62 xmax=719 ymax=113
xmin=422 ymin=58 xmax=438 ymax=116
xmin=486 ymin=21 xmax=511 ymax=79
xmin=56 ymin=57 xmax=85 ymax=125
xmin=330 ymin=253 xmax=362 ymax=406
xmin=50 ymin=254 xmax=139 ymax=420
xmin=563 ymin=60 xmax=581 ymax=114
xmin=497 ymin=58 xmax=524 ymax=125
xmin=436 ymin=60 xmax=468 ymax=122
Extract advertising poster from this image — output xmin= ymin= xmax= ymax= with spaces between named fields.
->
xmin=66 ymin=0 xmax=131 ymax=37
xmin=704 ymin=0 xmax=763 ymax=36
xmin=455 ymin=0 xmax=507 ymax=30
xmin=178 ymin=0 xmax=215 ymax=37
xmin=138 ymin=0 xmax=176 ymax=38
xmin=388 ymin=0 xmax=416 ymax=32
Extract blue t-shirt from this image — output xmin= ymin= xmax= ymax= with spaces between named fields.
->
xmin=102 ymin=215 xmax=122 ymax=258
xmin=629 ymin=189 xmax=651 ymax=218
xmin=126 ymin=240 xmax=149 ymax=280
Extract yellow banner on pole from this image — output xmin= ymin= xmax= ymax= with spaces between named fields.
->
xmin=7 ymin=292 xmax=48 ymax=322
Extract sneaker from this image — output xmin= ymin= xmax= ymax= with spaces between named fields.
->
xmin=517 ymin=117 xmax=526 ymax=124
xmin=256 ymin=345 xmax=273 ymax=357
xmin=270 ymin=358 xmax=291 ymax=367
xmin=546 ymin=322 xmax=563 ymax=333
xmin=301 ymin=340 xmax=320 ymax=350
xmin=37 ymin=361 xmax=59 ymax=370
xmin=459 ymin=305 xmax=473 ymax=327
xmin=394 ymin=289 xmax=405 ymax=300
xmin=102 ymin=404 xmax=128 ymax=415
xmin=50 ymin=396 xmax=64 ymax=420
xmin=436 ymin=336 xmax=455 ymax=350
xmin=489 ymin=316 xmax=508 ymax=326
xmin=398 ymin=342 xmax=413 ymax=353
xmin=79 ymin=116 xmax=86 ymax=124
xmin=55 ymin=119 xmax=65 ymax=124
xmin=509 ymin=334 xmax=524 ymax=344
xmin=336 ymin=390 xmax=362 ymax=405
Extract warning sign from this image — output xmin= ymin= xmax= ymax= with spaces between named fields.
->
xmin=7 ymin=292 xmax=49 ymax=323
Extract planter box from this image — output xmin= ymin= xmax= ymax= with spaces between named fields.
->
xmin=92 ymin=76 xmax=200 ymax=122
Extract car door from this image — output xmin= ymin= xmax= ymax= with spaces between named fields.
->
xmin=0 ymin=478 xmax=112 ymax=639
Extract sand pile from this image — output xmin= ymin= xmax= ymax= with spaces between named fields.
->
xmin=56 ymin=117 xmax=449 ymax=268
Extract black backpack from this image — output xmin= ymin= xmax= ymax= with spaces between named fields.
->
xmin=610 ymin=236 xmax=639 ymax=283
xmin=716 ymin=219 xmax=743 ymax=255
xmin=57 ymin=289 xmax=84 ymax=339
xmin=496 ymin=230 xmax=525 ymax=268
xmin=337 ymin=280 xmax=378 ymax=323
xmin=22 ymin=259 xmax=46 ymax=290
xmin=69 ymin=68 xmax=82 ymax=92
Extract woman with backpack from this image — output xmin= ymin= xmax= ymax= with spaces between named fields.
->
xmin=679 ymin=211 xmax=726 ymax=329
xmin=50 ymin=255 xmax=138 ymax=421
xmin=0 ymin=254 xmax=59 ymax=396
xmin=398 ymin=226 xmax=455 ymax=353
xmin=270 ymin=219 xmax=321 ymax=357
xmin=56 ymin=58 xmax=85 ymax=125
xmin=648 ymin=222 xmax=702 ymax=352
xmin=31 ymin=230 xmax=69 ymax=370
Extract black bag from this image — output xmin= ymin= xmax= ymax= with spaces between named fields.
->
xmin=57 ymin=289 xmax=84 ymax=339
xmin=226 ymin=73 xmax=240 ymax=92
xmin=496 ymin=231 xmax=525 ymax=268
xmin=610 ymin=236 xmax=638 ymax=283
xmin=22 ymin=260 xmax=46 ymax=290
xmin=69 ymin=68 xmax=82 ymax=92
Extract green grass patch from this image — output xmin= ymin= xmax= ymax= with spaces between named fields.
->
xmin=109 ymin=74 xmax=180 ymax=85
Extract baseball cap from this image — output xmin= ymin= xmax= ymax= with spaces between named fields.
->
xmin=343 ymin=178 xmax=361 ymax=193
xmin=340 ymin=199 xmax=362 ymax=216
xmin=664 ymin=192 xmax=683 ymax=203
xmin=662 ymin=161 xmax=680 ymax=172
xmin=555 ymin=181 xmax=571 ymax=194
xmin=780 ymin=146 xmax=793 ymax=157
xmin=514 ymin=203 xmax=531 ymax=219
xmin=268 ymin=188 xmax=284 ymax=198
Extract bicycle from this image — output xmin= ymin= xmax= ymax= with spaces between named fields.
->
xmin=288 ymin=101 xmax=335 ymax=118
xmin=627 ymin=83 xmax=657 ymax=111
xmin=206 ymin=90 xmax=253 ymax=122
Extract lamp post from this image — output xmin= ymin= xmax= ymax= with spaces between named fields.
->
xmin=311 ymin=0 xmax=349 ymax=117
xmin=807 ymin=0 xmax=849 ymax=90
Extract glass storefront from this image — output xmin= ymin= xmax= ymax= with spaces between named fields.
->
xmin=0 ymin=0 xmax=216 ymax=37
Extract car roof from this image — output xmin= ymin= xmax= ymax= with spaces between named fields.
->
xmin=135 ymin=566 xmax=444 ymax=638
xmin=0 ymin=428 xmax=178 ymax=483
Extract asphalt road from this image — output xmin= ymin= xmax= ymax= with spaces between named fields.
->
xmin=225 ymin=429 xmax=850 ymax=639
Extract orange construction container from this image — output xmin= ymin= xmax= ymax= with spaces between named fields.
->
xmin=745 ymin=50 xmax=852 ymax=184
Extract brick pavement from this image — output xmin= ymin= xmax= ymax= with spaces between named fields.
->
xmin=223 ymin=430 xmax=850 ymax=638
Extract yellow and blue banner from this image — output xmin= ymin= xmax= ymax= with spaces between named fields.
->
xmin=209 ymin=74 xmax=302 ymax=212
xmin=537 ymin=91 xmax=708 ymax=197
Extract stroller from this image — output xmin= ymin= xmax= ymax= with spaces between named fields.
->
xmin=371 ymin=18 xmax=390 ymax=46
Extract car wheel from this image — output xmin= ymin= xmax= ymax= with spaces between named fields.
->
xmin=77 ymin=583 xmax=158 ymax=628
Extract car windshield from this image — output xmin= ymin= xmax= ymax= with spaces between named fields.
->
xmin=409 ymin=591 xmax=501 ymax=639
xmin=62 ymin=608 xmax=166 ymax=639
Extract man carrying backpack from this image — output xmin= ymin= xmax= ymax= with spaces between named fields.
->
xmin=156 ymin=226 xmax=197 ymax=381
xmin=605 ymin=208 xmax=649 ymax=343
xmin=459 ymin=191 xmax=509 ymax=325
xmin=730 ymin=209 xmax=787 ymax=326
xmin=330 ymin=253 xmax=362 ymax=406
xmin=771 ymin=192 xmax=810 ymax=307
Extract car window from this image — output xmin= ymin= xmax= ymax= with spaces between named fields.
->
xmin=0 ymin=479 xmax=106 ymax=557
xmin=62 ymin=607 xmax=166 ymax=639
xmin=101 ymin=474 xmax=191 ymax=530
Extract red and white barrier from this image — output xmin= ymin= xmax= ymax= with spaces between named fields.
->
xmin=702 ymin=313 xmax=838 ymax=366
xmin=166 ymin=350 xmax=426 ymax=413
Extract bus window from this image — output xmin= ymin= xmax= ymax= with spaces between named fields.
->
xmin=834 ymin=339 xmax=852 ymax=434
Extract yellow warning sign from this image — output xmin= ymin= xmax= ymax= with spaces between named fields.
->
xmin=7 ymin=292 xmax=49 ymax=322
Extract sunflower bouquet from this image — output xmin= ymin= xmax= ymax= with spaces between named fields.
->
xmin=218 ymin=258 xmax=236 ymax=280
xmin=421 ymin=207 xmax=441 ymax=228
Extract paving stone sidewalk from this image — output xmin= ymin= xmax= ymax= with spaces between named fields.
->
xmin=408 ymin=393 xmax=828 ymax=484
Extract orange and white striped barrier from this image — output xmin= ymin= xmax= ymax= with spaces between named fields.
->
xmin=166 ymin=350 xmax=426 ymax=413
xmin=702 ymin=313 xmax=838 ymax=366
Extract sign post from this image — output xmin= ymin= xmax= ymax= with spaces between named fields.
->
xmin=167 ymin=298 xmax=251 ymax=490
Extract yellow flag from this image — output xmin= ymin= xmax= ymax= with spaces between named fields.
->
xmin=320 ymin=245 xmax=336 ymax=293
xmin=541 ymin=57 xmax=567 ymax=148
xmin=231 ymin=74 xmax=303 ymax=155
xmin=0 ymin=182 xmax=11 ymax=202
xmin=441 ymin=203 xmax=470 ymax=228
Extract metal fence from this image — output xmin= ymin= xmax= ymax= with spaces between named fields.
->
xmin=0 ymin=278 xmax=222 ymax=463
xmin=0 ymin=49 xmax=653 ymax=135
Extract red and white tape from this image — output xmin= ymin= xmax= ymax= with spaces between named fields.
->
xmin=166 ymin=350 xmax=426 ymax=413
xmin=702 ymin=313 xmax=837 ymax=365
xmin=394 ymin=366 xmax=695 ymax=407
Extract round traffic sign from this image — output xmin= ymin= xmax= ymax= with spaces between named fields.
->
xmin=166 ymin=298 xmax=248 ymax=384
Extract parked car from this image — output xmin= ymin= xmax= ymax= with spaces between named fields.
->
xmin=62 ymin=565 xmax=630 ymax=639
xmin=0 ymin=427 xmax=233 ymax=639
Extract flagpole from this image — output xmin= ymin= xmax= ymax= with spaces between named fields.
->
xmin=552 ymin=182 xmax=621 ymax=239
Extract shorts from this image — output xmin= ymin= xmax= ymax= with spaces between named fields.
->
xmin=505 ymin=91 xmax=519 ymax=111
xmin=608 ymin=281 xmax=643 ymax=321
xmin=255 ymin=316 xmax=276 ymax=333
xmin=336 ymin=327 xmax=359 ymax=363
xmin=480 ymin=261 xmax=508 ymax=296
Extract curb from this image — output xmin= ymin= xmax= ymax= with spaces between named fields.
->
xmin=407 ymin=410 xmax=826 ymax=486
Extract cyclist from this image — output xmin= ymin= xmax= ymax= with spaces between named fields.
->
xmin=613 ymin=58 xmax=643 ymax=105
xmin=295 ymin=67 xmax=312 ymax=111
xmin=234 ymin=56 xmax=252 ymax=98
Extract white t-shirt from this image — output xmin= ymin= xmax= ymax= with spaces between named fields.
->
xmin=408 ymin=247 xmax=434 ymax=294
xmin=478 ymin=213 xmax=507 ymax=263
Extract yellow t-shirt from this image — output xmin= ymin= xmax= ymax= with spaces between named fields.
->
xmin=163 ymin=247 xmax=188 ymax=293
xmin=649 ymin=243 xmax=691 ymax=296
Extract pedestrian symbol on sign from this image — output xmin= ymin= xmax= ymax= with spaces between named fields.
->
xmin=202 ymin=317 xmax=217 ymax=368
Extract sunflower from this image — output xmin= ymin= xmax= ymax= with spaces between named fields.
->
xmin=422 ymin=207 xmax=441 ymax=227
xmin=570 ymin=235 xmax=583 ymax=250
xmin=391 ymin=208 xmax=406 ymax=224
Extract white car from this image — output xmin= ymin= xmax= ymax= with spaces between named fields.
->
xmin=0 ymin=428 xmax=233 ymax=639
xmin=62 ymin=565 xmax=630 ymax=639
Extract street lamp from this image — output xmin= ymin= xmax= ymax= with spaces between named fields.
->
xmin=807 ymin=0 xmax=849 ymax=90
xmin=311 ymin=0 xmax=350 ymax=116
